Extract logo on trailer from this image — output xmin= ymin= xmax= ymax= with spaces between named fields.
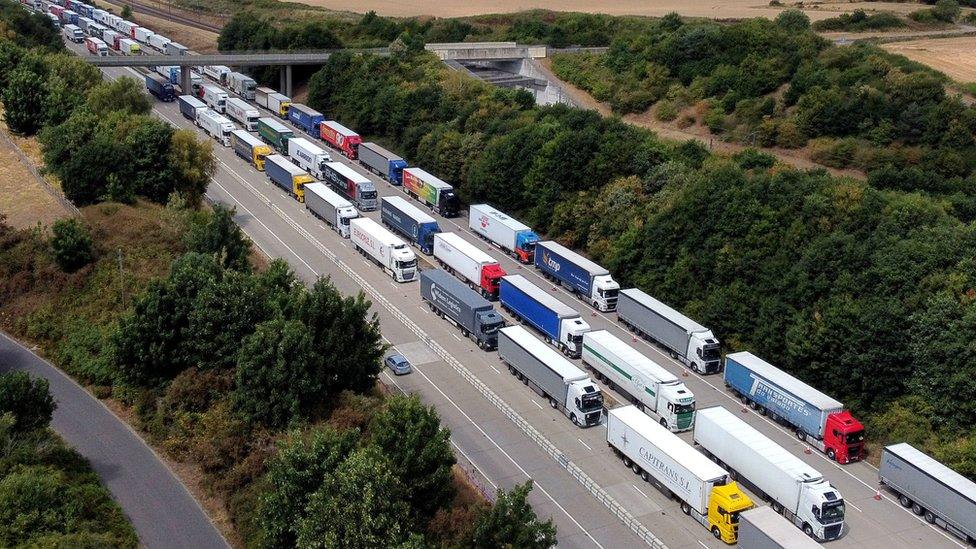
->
xmin=542 ymin=251 xmax=561 ymax=272
xmin=479 ymin=215 xmax=490 ymax=229
xmin=749 ymin=375 xmax=811 ymax=418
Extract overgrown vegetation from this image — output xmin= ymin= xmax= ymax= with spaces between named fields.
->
xmin=909 ymin=0 xmax=963 ymax=24
xmin=812 ymin=9 xmax=906 ymax=31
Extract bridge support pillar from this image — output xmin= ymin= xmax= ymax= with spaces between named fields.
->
xmin=180 ymin=66 xmax=192 ymax=96
xmin=279 ymin=65 xmax=293 ymax=97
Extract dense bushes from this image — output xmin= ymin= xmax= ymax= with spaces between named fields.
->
xmin=812 ymin=10 xmax=906 ymax=31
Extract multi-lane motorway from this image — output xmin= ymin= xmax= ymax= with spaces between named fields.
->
xmin=65 ymin=38 xmax=963 ymax=549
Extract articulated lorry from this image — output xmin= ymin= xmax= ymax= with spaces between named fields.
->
xmin=724 ymin=352 xmax=865 ymax=464
xmin=607 ymin=405 xmax=754 ymax=544
xmin=535 ymin=240 xmax=619 ymax=312
xmin=287 ymin=137 xmax=331 ymax=180
xmin=257 ymin=117 xmax=293 ymax=154
xmin=694 ymin=406 xmax=846 ymax=541
xmin=421 ymin=269 xmax=505 ymax=351
xmin=227 ymin=71 xmax=256 ymax=100
xmin=200 ymin=85 xmax=227 ymax=114
xmin=148 ymin=33 xmax=170 ymax=53
xmin=433 ymin=232 xmax=506 ymax=300
xmin=581 ymin=330 xmax=695 ymax=432
xmin=230 ymin=130 xmax=271 ymax=171
xmin=198 ymin=109 xmax=234 ymax=147
xmin=381 ymin=196 xmax=440 ymax=255
xmin=265 ymin=154 xmax=314 ymax=202
xmin=255 ymin=87 xmax=290 ymax=118
xmin=84 ymin=36 xmax=107 ymax=55
xmin=359 ymin=142 xmax=407 ymax=184
xmin=879 ymin=443 xmax=976 ymax=545
xmin=226 ymin=98 xmax=260 ymax=132
xmin=321 ymin=162 xmax=376 ymax=211
xmin=178 ymin=95 xmax=206 ymax=123
xmin=288 ymin=103 xmax=323 ymax=136
xmin=349 ymin=217 xmax=417 ymax=283
xmin=498 ymin=274 xmax=590 ymax=358
xmin=62 ymin=23 xmax=82 ymax=42
xmin=165 ymin=41 xmax=188 ymax=56
xmin=304 ymin=182 xmax=358 ymax=238
xmin=617 ymin=288 xmax=722 ymax=375
xmin=203 ymin=65 xmax=230 ymax=85
xmin=319 ymin=120 xmax=362 ymax=159
xmin=402 ymin=167 xmax=460 ymax=217
xmin=737 ymin=507 xmax=823 ymax=549
xmin=133 ymin=26 xmax=153 ymax=44
xmin=118 ymin=37 xmax=139 ymax=55
xmin=498 ymin=326 xmax=603 ymax=427
xmin=468 ymin=204 xmax=539 ymax=264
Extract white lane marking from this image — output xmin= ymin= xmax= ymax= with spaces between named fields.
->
xmin=452 ymin=334 xmax=463 ymax=342
xmin=533 ymin=401 xmax=544 ymax=410
xmin=632 ymin=484 xmax=649 ymax=499
xmin=697 ymin=541 xmax=708 ymax=549
xmin=847 ymin=501 xmax=863 ymax=513
xmin=488 ymin=364 xmax=501 ymax=374
xmin=578 ymin=438 xmax=592 ymax=451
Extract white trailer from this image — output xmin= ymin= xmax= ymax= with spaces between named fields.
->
xmin=148 ymin=33 xmax=170 ymax=53
xmin=254 ymin=87 xmax=290 ymax=118
xmin=118 ymin=37 xmax=139 ymax=55
xmin=201 ymin=84 xmax=227 ymax=114
xmin=304 ymin=182 xmax=358 ymax=238
xmin=203 ymin=65 xmax=231 ymax=84
xmin=497 ymin=326 xmax=603 ymax=427
xmin=102 ymin=29 xmax=119 ymax=49
xmin=133 ymin=26 xmax=153 ymax=44
xmin=349 ymin=217 xmax=417 ymax=283
xmin=287 ymin=137 xmax=332 ymax=180
xmin=62 ymin=23 xmax=83 ymax=42
xmin=198 ymin=109 xmax=235 ymax=147
xmin=468 ymin=203 xmax=540 ymax=264
xmin=693 ymin=406 xmax=845 ymax=541
xmin=581 ymin=330 xmax=695 ymax=432
xmin=225 ymin=98 xmax=259 ymax=131
xmin=116 ymin=19 xmax=135 ymax=34
xmin=617 ymin=287 xmax=722 ymax=374
xmin=433 ymin=232 xmax=505 ymax=300
xmin=738 ymin=507 xmax=823 ymax=549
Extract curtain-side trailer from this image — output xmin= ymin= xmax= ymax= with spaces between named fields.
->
xmin=359 ymin=142 xmax=407 ymax=184
xmin=498 ymin=274 xmax=590 ymax=358
xmin=535 ymin=240 xmax=619 ymax=312
xmin=380 ymin=196 xmax=440 ymax=255
xmin=304 ymin=182 xmax=358 ymax=238
xmin=468 ymin=203 xmax=539 ymax=264
xmin=420 ymin=269 xmax=505 ymax=351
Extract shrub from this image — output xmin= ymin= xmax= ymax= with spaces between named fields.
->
xmin=0 ymin=371 xmax=55 ymax=433
xmin=775 ymin=119 xmax=807 ymax=149
xmin=655 ymin=100 xmax=679 ymax=122
xmin=50 ymin=218 xmax=93 ymax=273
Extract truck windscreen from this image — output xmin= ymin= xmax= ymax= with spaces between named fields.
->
xmin=581 ymin=391 xmax=603 ymax=412
xmin=821 ymin=501 xmax=845 ymax=522
xmin=361 ymin=190 xmax=377 ymax=200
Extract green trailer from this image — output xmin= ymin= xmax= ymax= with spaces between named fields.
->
xmin=257 ymin=117 xmax=294 ymax=154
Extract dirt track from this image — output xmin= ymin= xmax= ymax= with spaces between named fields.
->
xmin=883 ymin=36 xmax=976 ymax=83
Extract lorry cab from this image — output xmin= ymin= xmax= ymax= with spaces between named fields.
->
xmin=568 ymin=380 xmax=604 ymax=427
xmin=592 ymin=274 xmax=620 ymax=312
xmin=358 ymin=181 xmax=378 ymax=211
xmin=659 ymin=383 xmax=696 ymax=431
xmin=438 ymin=188 xmax=460 ymax=217
xmin=474 ymin=309 xmax=505 ymax=350
xmin=515 ymin=230 xmax=540 ymax=263
xmin=480 ymin=263 xmax=506 ymax=300
xmin=336 ymin=205 xmax=358 ymax=238
xmin=799 ymin=480 xmax=846 ymax=541
xmin=822 ymin=411 xmax=864 ymax=464
xmin=706 ymin=482 xmax=754 ymax=544
xmin=390 ymin=244 xmax=417 ymax=283
xmin=560 ymin=317 xmax=591 ymax=358
xmin=689 ymin=331 xmax=722 ymax=374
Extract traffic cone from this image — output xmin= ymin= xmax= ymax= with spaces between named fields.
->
xmin=874 ymin=489 xmax=882 ymax=501
xmin=804 ymin=447 xmax=812 ymax=454
xmin=682 ymin=371 xmax=688 ymax=377
xmin=591 ymin=312 xmax=596 ymax=317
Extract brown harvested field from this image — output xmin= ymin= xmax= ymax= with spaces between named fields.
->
xmin=92 ymin=0 xmax=219 ymax=53
xmin=882 ymin=36 xmax=976 ymax=83
xmin=285 ymin=0 xmax=927 ymax=21
xmin=0 ymin=113 xmax=72 ymax=230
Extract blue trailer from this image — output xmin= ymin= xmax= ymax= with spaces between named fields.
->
xmin=287 ymin=103 xmax=324 ymax=136
xmin=534 ymin=240 xmax=620 ymax=312
xmin=498 ymin=274 xmax=591 ymax=358
xmin=380 ymin=196 xmax=440 ymax=255
xmin=359 ymin=142 xmax=408 ymax=185
xmin=178 ymin=94 xmax=206 ymax=122
xmin=145 ymin=74 xmax=175 ymax=102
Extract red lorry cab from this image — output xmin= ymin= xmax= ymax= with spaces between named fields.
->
xmin=319 ymin=120 xmax=362 ymax=159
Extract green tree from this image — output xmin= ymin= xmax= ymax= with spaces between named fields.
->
xmin=0 ymin=41 xmax=24 ymax=92
xmin=775 ymin=9 xmax=811 ymax=31
xmin=49 ymin=218 xmax=93 ymax=272
xmin=0 ymin=466 xmax=72 ymax=546
xmin=123 ymin=116 xmax=176 ymax=203
xmin=370 ymin=395 xmax=456 ymax=521
xmin=0 ymin=372 xmax=55 ymax=434
xmin=184 ymin=203 xmax=251 ymax=272
xmin=471 ymin=481 xmax=556 ymax=549
xmin=2 ymin=65 xmax=46 ymax=135
xmin=169 ymin=129 xmax=216 ymax=207
xmin=121 ymin=4 xmax=132 ymax=19
xmin=85 ymin=77 xmax=151 ymax=117
xmin=295 ymin=446 xmax=412 ymax=549
xmin=932 ymin=0 xmax=961 ymax=22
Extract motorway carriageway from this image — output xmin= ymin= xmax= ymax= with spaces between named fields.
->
xmin=65 ymin=39 xmax=963 ymax=549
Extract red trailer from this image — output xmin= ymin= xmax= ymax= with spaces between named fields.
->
xmin=319 ymin=120 xmax=362 ymax=159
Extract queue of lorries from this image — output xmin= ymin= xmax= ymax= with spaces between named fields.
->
xmin=40 ymin=1 xmax=976 ymax=545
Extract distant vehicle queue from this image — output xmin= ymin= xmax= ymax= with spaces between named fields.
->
xmin=48 ymin=3 xmax=976 ymax=545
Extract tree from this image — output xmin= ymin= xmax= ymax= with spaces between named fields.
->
xmin=932 ymin=0 xmax=961 ymax=22
xmin=258 ymin=426 xmax=359 ymax=548
xmin=370 ymin=395 xmax=456 ymax=521
xmin=2 ymin=65 xmax=47 ymax=135
xmin=184 ymin=203 xmax=251 ymax=272
xmin=124 ymin=116 xmax=175 ymax=203
xmin=85 ymin=77 xmax=151 ymax=117
xmin=121 ymin=4 xmax=132 ymax=19
xmin=49 ymin=218 xmax=93 ymax=272
xmin=775 ymin=9 xmax=811 ymax=31
xmin=0 ymin=466 xmax=71 ymax=546
xmin=295 ymin=446 xmax=412 ymax=549
xmin=470 ymin=481 xmax=556 ymax=549
xmin=169 ymin=129 xmax=216 ymax=207
xmin=0 ymin=372 xmax=55 ymax=434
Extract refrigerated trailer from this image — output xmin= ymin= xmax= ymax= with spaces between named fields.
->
xmin=694 ymin=406 xmax=845 ymax=541
xmin=581 ymin=330 xmax=695 ymax=432
xmin=737 ymin=507 xmax=823 ymax=549
xmin=535 ymin=240 xmax=619 ymax=312
xmin=724 ymin=352 xmax=865 ymax=464
xmin=433 ymin=232 xmax=506 ymax=300
xmin=226 ymin=98 xmax=260 ymax=132
xmin=287 ymin=137 xmax=331 ymax=180
xmin=380 ymin=196 xmax=440 ymax=255
xmin=201 ymin=85 xmax=227 ymax=114
xmin=265 ymin=154 xmax=314 ymax=202
xmin=304 ymin=182 xmax=358 ymax=238
xmin=468 ymin=203 xmax=539 ymax=264
xmin=498 ymin=274 xmax=590 ymax=358
xmin=321 ymin=162 xmax=376 ymax=211
xmin=879 ymin=443 xmax=976 ymax=544
xmin=607 ymin=405 xmax=753 ymax=544
xmin=420 ymin=269 xmax=505 ymax=351
xmin=359 ymin=142 xmax=407 ymax=184
xmin=349 ymin=217 xmax=417 ymax=283
xmin=197 ymin=109 xmax=234 ymax=146
xmin=230 ymin=130 xmax=271 ymax=171
xmin=203 ymin=65 xmax=231 ymax=85
xmin=402 ymin=167 xmax=460 ymax=217
xmin=617 ymin=288 xmax=722 ymax=374
xmin=497 ymin=326 xmax=603 ymax=427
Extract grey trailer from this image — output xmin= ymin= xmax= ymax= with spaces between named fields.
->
xmin=359 ymin=142 xmax=407 ymax=184
xmin=420 ymin=269 xmax=504 ymax=350
xmin=737 ymin=507 xmax=822 ymax=549
xmin=879 ymin=443 xmax=976 ymax=544
xmin=166 ymin=41 xmax=188 ymax=55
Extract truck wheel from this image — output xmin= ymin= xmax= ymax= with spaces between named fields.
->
xmin=771 ymin=500 xmax=783 ymax=513
xmin=796 ymin=429 xmax=806 ymax=442
xmin=570 ymin=414 xmax=579 ymax=426
xmin=622 ymin=456 xmax=632 ymax=468
xmin=549 ymin=398 xmax=558 ymax=409
xmin=631 ymin=462 xmax=641 ymax=475
xmin=827 ymin=448 xmax=836 ymax=461
xmin=912 ymin=503 xmax=924 ymax=516
xmin=924 ymin=510 xmax=935 ymax=524
xmin=711 ymin=527 xmax=721 ymax=540
xmin=681 ymin=502 xmax=691 ymax=515
xmin=641 ymin=470 xmax=650 ymax=482
xmin=660 ymin=418 xmax=668 ymax=429
xmin=899 ymin=495 xmax=911 ymax=508
xmin=803 ymin=524 xmax=814 ymax=538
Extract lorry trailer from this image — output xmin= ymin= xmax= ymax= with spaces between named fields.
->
xmin=203 ymin=65 xmax=230 ymax=85
xmin=420 ymin=269 xmax=505 ymax=351
xmin=84 ymin=36 xmax=107 ymax=55
xmin=304 ymin=182 xmax=358 ymax=238
xmin=145 ymin=73 xmax=176 ymax=102
xmin=616 ymin=288 xmax=722 ymax=375
xmin=402 ymin=167 xmax=460 ymax=217
xmin=197 ymin=109 xmax=234 ymax=147
xmin=694 ymin=406 xmax=845 ymax=541
xmin=165 ymin=41 xmax=187 ymax=56
xmin=359 ymin=142 xmax=407 ymax=184
xmin=498 ymin=326 xmax=603 ymax=427
xmin=380 ymin=196 xmax=440 ymax=255
xmin=607 ymin=405 xmax=753 ymax=544
xmin=468 ymin=204 xmax=540 ymax=264
xmin=535 ymin=240 xmax=620 ymax=312
xmin=230 ymin=130 xmax=271 ymax=171
xmin=147 ymin=33 xmax=170 ymax=53
xmin=737 ymin=507 xmax=822 ymax=549
xmin=321 ymin=161 xmax=377 ymax=211
xmin=879 ymin=443 xmax=976 ymax=544
xmin=724 ymin=352 xmax=864 ymax=464
xmin=102 ymin=30 xmax=119 ymax=49
xmin=255 ymin=87 xmax=290 ymax=118
xmin=265 ymin=154 xmax=314 ymax=202
xmin=178 ymin=94 xmax=206 ymax=123
xmin=498 ymin=274 xmax=590 ymax=358
xmin=62 ymin=23 xmax=82 ymax=42
xmin=349 ymin=217 xmax=417 ymax=283
xmin=226 ymin=98 xmax=260 ymax=131
xmin=200 ymin=85 xmax=227 ymax=114
xmin=227 ymin=71 xmax=256 ymax=100
xmin=319 ymin=120 xmax=362 ymax=159
xmin=287 ymin=103 xmax=323 ymax=136
xmin=118 ymin=37 xmax=139 ymax=55
xmin=257 ymin=117 xmax=293 ymax=154
xmin=433 ymin=232 xmax=506 ymax=299
xmin=133 ymin=25 xmax=153 ymax=44
xmin=581 ymin=330 xmax=696 ymax=432
xmin=287 ymin=137 xmax=332 ymax=180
